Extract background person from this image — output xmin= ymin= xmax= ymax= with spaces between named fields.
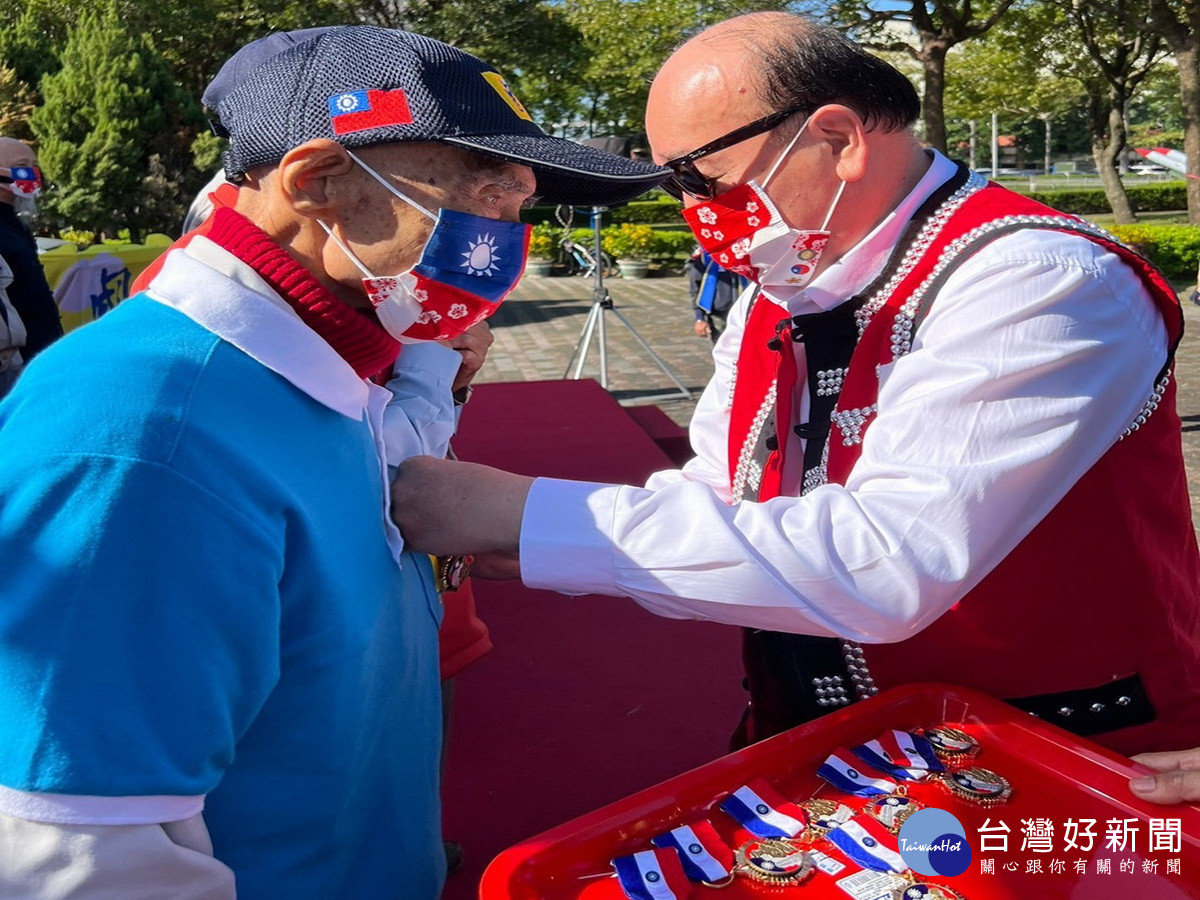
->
xmin=686 ymin=245 xmax=747 ymax=342
xmin=0 ymin=26 xmax=664 ymax=900
xmin=0 ymin=137 xmax=62 ymax=362
xmin=0 ymin=253 xmax=25 ymax=398
xmin=393 ymin=12 xmax=1200 ymax=760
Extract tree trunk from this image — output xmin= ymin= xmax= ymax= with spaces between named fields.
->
xmin=1176 ymin=44 xmax=1200 ymax=223
xmin=920 ymin=41 xmax=949 ymax=152
xmin=1091 ymin=91 xmax=1137 ymax=223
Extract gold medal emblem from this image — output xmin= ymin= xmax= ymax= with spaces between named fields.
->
xmin=868 ymin=793 xmax=923 ymax=833
xmin=891 ymin=881 xmax=967 ymax=900
xmin=938 ymin=765 xmax=1013 ymax=806
xmin=916 ymin=725 xmax=980 ymax=762
xmin=801 ymin=798 xmax=855 ymax=839
xmin=733 ymin=838 xmax=814 ymax=887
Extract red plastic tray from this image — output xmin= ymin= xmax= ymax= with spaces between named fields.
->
xmin=481 ymin=684 xmax=1200 ymax=899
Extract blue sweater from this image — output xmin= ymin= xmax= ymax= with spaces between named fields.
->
xmin=0 ymin=296 xmax=444 ymax=897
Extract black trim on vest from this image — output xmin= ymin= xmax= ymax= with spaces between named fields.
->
xmin=1006 ymin=674 xmax=1156 ymax=737
xmin=734 ymin=161 xmax=976 ymax=748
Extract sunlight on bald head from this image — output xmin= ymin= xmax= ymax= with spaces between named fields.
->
xmin=0 ymin=137 xmax=35 ymax=169
xmin=646 ymin=13 xmax=817 ymax=161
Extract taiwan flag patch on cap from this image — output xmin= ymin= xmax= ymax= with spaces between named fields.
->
xmin=328 ymin=89 xmax=413 ymax=136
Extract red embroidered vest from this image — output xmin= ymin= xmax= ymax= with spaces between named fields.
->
xmin=728 ymin=172 xmax=1200 ymax=755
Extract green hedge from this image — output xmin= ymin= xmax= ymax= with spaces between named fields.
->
xmin=527 ymin=184 xmax=1192 ymax=223
xmin=1108 ymin=224 xmax=1200 ymax=279
xmin=525 ymin=194 xmax=683 ymax=227
xmin=1027 ymin=183 xmax=1188 ymax=215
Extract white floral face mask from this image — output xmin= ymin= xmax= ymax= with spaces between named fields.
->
xmin=681 ymin=119 xmax=847 ymax=299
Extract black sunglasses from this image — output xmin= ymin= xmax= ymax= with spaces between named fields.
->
xmin=660 ymin=105 xmax=810 ymax=200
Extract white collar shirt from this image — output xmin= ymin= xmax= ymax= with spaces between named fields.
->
xmin=519 ymin=150 xmax=1169 ymax=641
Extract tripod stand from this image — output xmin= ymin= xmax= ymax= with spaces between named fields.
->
xmin=561 ymin=206 xmax=693 ymax=402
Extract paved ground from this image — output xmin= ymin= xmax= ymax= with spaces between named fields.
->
xmin=478 ymin=269 xmax=1200 ymax=533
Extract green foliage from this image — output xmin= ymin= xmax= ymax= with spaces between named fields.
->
xmin=600 ymin=222 xmax=694 ymax=259
xmin=602 ymin=223 xmax=660 ymax=259
xmin=524 ymin=197 xmax=683 ymax=227
xmin=190 ymin=130 xmax=225 ymax=175
xmin=1108 ymin=224 xmax=1200 ymax=279
xmin=0 ymin=64 xmax=36 ymax=140
xmin=528 ymin=223 xmax=557 ymax=259
xmin=561 ymin=0 xmax=779 ymax=134
xmin=1028 ymin=183 xmax=1188 ymax=215
xmin=31 ymin=1 xmax=203 ymax=239
xmin=0 ymin=1 xmax=68 ymax=99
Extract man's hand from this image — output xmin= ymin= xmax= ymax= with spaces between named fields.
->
xmin=1129 ymin=748 xmax=1200 ymax=804
xmin=441 ymin=322 xmax=493 ymax=393
xmin=693 ymin=319 xmax=710 ymax=338
xmin=391 ymin=456 xmax=532 ymax=566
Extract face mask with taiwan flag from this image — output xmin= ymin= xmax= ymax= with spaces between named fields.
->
xmin=322 ymin=150 xmax=530 ymax=344
xmin=681 ymin=117 xmax=847 ymax=297
xmin=1 ymin=166 xmax=42 ymax=198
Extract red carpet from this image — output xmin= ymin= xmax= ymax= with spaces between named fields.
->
xmin=441 ymin=380 xmax=746 ymax=899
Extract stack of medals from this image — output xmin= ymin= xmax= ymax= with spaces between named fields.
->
xmin=609 ymin=724 xmax=1010 ymax=899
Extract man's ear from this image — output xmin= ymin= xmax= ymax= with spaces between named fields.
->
xmin=806 ymin=104 xmax=869 ymax=183
xmin=277 ymin=139 xmax=356 ymax=218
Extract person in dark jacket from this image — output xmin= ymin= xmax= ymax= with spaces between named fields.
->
xmin=0 ymin=138 xmax=61 ymax=362
xmin=686 ymin=246 xmax=748 ymax=342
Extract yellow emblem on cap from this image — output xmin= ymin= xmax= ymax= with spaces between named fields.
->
xmin=483 ymin=72 xmax=532 ymax=122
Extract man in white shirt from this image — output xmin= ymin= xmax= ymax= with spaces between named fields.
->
xmin=393 ymin=12 xmax=1200 ymax=758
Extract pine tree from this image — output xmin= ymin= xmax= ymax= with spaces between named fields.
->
xmin=31 ymin=0 xmax=201 ymax=240
xmin=0 ymin=64 xmax=36 ymax=141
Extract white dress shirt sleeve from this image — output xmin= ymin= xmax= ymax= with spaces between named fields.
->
xmin=381 ymin=342 xmax=463 ymax=467
xmin=520 ymin=231 xmax=1169 ymax=642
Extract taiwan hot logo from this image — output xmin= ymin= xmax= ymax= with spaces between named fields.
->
xmin=898 ymin=808 xmax=973 ymax=877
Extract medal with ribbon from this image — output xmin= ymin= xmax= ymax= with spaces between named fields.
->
xmin=825 ymin=814 xmax=908 ymax=874
xmin=732 ymin=838 xmax=815 ymax=888
xmin=916 ymin=725 xmax=980 ymax=763
xmin=892 ymin=882 xmax=967 ymax=900
xmin=854 ymin=730 xmax=945 ymax=781
xmin=867 ymin=792 xmax=923 ymax=834
xmin=650 ymin=821 xmax=734 ymax=886
xmin=937 ymin=765 xmax=1013 ymax=806
xmin=611 ymin=847 xmax=693 ymax=900
xmin=801 ymin=798 xmax=856 ymax=838
xmin=719 ymin=779 xmax=808 ymax=839
xmin=817 ymin=749 xmax=899 ymax=797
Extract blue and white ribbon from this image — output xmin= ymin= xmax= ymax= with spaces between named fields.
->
xmin=612 ymin=848 xmax=689 ymax=900
xmin=854 ymin=730 xmax=944 ymax=780
xmin=826 ymin=816 xmax=907 ymax=873
xmin=651 ymin=822 xmax=731 ymax=882
xmin=719 ymin=782 xmax=806 ymax=838
xmin=817 ymin=749 xmax=898 ymax=796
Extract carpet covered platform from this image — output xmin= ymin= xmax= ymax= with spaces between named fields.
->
xmin=440 ymin=379 xmax=745 ymax=898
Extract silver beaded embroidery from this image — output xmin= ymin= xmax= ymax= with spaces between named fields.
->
xmin=882 ymin=215 xmax=1123 ymax=369
xmin=855 ymin=171 xmax=988 ymax=339
xmin=813 ymin=674 xmax=852 ymax=708
xmin=842 ymin=641 xmax=879 ymax=699
xmin=1120 ymin=371 xmax=1170 ymax=439
xmin=731 ymin=379 xmax=777 ymax=504
xmin=815 ymin=367 xmax=848 ymax=397
xmin=831 ymin=404 xmax=878 ymax=446
xmin=801 ymin=463 xmax=826 ymax=497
